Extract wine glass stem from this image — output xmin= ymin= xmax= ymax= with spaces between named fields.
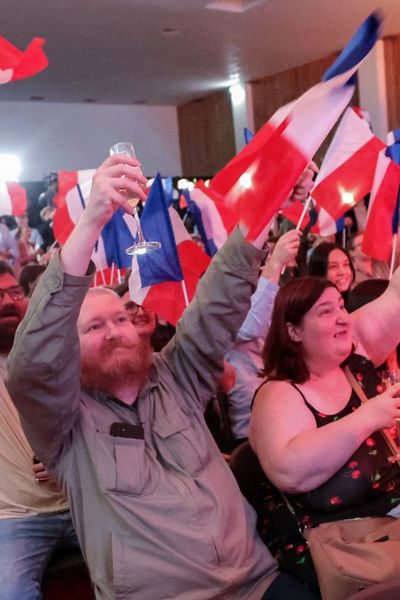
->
xmin=132 ymin=208 xmax=145 ymax=243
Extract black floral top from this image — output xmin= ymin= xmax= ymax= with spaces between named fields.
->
xmin=288 ymin=354 xmax=400 ymax=525
xmin=253 ymin=354 xmax=400 ymax=594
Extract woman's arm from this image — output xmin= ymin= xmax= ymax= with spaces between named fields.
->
xmin=250 ymin=379 xmax=400 ymax=493
xmin=351 ymin=266 xmax=400 ymax=366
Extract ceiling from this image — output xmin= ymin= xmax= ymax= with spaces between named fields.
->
xmin=2 ymin=0 xmax=400 ymax=107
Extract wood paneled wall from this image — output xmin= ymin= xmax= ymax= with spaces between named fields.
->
xmin=177 ymin=52 xmax=363 ymax=176
xmin=178 ymin=90 xmax=235 ymax=177
xmin=384 ymin=35 xmax=400 ymax=132
xmin=251 ymin=53 xmax=338 ymax=130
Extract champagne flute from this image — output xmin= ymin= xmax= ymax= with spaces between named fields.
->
xmin=109 ymin=142 xmax=161 ymax=255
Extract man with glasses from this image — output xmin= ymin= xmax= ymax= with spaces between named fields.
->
xmin=0 ymin=262 xmax=79 ymax=600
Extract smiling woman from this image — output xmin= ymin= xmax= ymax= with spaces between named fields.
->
xmin=308 ymin=242 xmax=355 ymax=304
xmin=249 ymin=274 xmax=400 ymax=592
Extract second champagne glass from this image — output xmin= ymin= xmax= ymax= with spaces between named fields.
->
xmin=109 ymin=142 xmax=161 ymax=255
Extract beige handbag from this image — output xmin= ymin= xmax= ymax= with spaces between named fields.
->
xmin=286 ymin=368 xmax=400 ymax=600
xmin=305 ymin=514 xmax=400 ymax=600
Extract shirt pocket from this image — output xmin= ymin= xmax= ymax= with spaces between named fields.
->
xmin=153 ymin=404 xmax=211 ymax=476
xmin=95 ymin=430 xmax=157 ymax=496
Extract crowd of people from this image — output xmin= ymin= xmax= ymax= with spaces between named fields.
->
xmin=0 ymin=154 xmax=399 ymax=600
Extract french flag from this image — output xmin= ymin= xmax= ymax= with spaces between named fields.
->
xmin=53 ymin=169 xmax=137 ymax=271
xmin=208 ymin=13 xmax=381 ymax=242
xmin=129 ymin=174 xmax=210 ymax=326
xmin=362 ymin=148 xmax=400 ymax=262
xmin=311 ymin=205 xmax=345 ymax=237
xmin=0 ymin=36 xmax=48 ymax=84
xmin=281 ymin=201 xmax=310 ymax=231
xmin=311 ymin=107 xmax=385 ymax=220
xmin=186 ymin=182 xmax=229 ymax=256
xmin=0 ymin=181 xmax=27 ymax=216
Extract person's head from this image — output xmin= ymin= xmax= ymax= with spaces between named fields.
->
xmin=0 ymin=262 xmax=28 ymax=353
xmin=19 ymin=264 xmax=46 ymax=297
xmin=263 ymin=277 xmax=352 ymax=383
xmin=113 ymin=281 xmax=157 ymax=341
xmin=77 ymin=287 xmax=152 ymax=396
xmin=348 ymin=232 xmax=373 ymax=277
xmin=308 ymin=242 xmax=355 ymax=294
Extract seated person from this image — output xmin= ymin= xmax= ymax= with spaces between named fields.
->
xmin=7 ymin=154 xmax=317 ymax=600
xmin=225 ymin=229 xmax=301 ymax=443
xmin=348 ymin=232 xmax=389 ymax=285
xmin=113 ymin=280 xmax=175 ymax=350
xmin=0 ymin=261 xmax=79 ymax=600
xmin=250 ymin=274 xmax=400 ymax=593
xmin=307 ymin=242 xmax=355 ymax=307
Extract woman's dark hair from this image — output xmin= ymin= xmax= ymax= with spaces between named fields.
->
xmin=19 ymin=264 xmax=46 ymax=297
xmin=307 ymin=242 xmax=355 ymax=305
xmin=308 ymin=242 xmax=355 ymax=282
xmin=263 ymin=277 xmax=336 ymax=383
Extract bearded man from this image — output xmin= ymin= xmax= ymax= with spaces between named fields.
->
xmin=0 ymin=261 xmax=79 ymax=600
xmin=7 ymin=154 xmax=316 ymax=600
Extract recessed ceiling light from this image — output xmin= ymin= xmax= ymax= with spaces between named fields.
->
xmin=205 ymin=0 xmax=266 ymax=12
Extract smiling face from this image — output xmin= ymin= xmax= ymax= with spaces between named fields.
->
xmin=120 ymin=291 xmax=157 ymax=341
xmin=78 ymin=289 xmax=152 ymax=394
xmin=287 ymin=286 xmax=353 ymax=368
xmin=326 ymin=248 xmax=353 ymax=293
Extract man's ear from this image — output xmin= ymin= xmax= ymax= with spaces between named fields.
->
xmin=286 ymin=322 xmax=302 ymax=343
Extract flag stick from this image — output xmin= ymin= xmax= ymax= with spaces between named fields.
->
xmin=110 ymin=263 xmax=115 ymax=286
xmin=295 ymin=196 xmax=313 ymax=231
xmin=389 ymin=233 xmax=398 ymax=280
xmin=117 ymin=269 xmax=122 ymax=284
xmin=342 ymin=227 xmax=346 ymax=249
xmin=181 ymin=280 xmax=190 ymax=307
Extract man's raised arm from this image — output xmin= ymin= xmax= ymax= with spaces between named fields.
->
xmin=6 ymin=155 xmax=147 ymax=467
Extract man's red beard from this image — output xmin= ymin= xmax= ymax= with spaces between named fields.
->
xmin=80 ymin=337 xmax=152 ymax=395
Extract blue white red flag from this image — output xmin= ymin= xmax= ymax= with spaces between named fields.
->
xmin=362 ymin=149 xmax=400 ymax=261
xmin=311 ymin=107 xmax=385 ymax=219
xmin=0 ymin=181 xmax=27 ymax=215
xmin=129 ymin=174 xmax=210 ymax=325
xmin=0 ymin=36 xmax=48 ymax=84
xmin=208 ymin=13 xmax=381 ymax=242
xmin=311 ymin=205 xmax=346 ymax=237
xmin=281 ymin=201 xmax=310 ymax=231
xmin=53 ymin=169 xmax=137 ymax=271
xmin=186 ymin=183 xmax=228 ymax=256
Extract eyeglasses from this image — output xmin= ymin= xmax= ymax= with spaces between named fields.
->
xmin=0 ymin=286 xmax=25 ymax=302
xmin=124 ymin=301 xmax=141 ymax=316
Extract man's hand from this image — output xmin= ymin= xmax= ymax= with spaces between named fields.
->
xmin=83 ymin=154 xmax=148 ymax=230
xmin=261 ymin=230 xmax=301 ymax=283
xmin=60 ymin=154 xmax=148 ymax=276
xmin=282 ymin=161 xmax=318 ymax=208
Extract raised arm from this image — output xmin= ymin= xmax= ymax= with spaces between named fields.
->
xmin=351 ymin=265 xmax=400 ymax=366
xmin=6 ymin=155 xmax=147 ymax=467
xmin=237 ymin=229 xmax=301 ymax=342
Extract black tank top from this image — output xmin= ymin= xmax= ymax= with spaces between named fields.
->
xmin=285 ymin=354 xmax=400 ymax=526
